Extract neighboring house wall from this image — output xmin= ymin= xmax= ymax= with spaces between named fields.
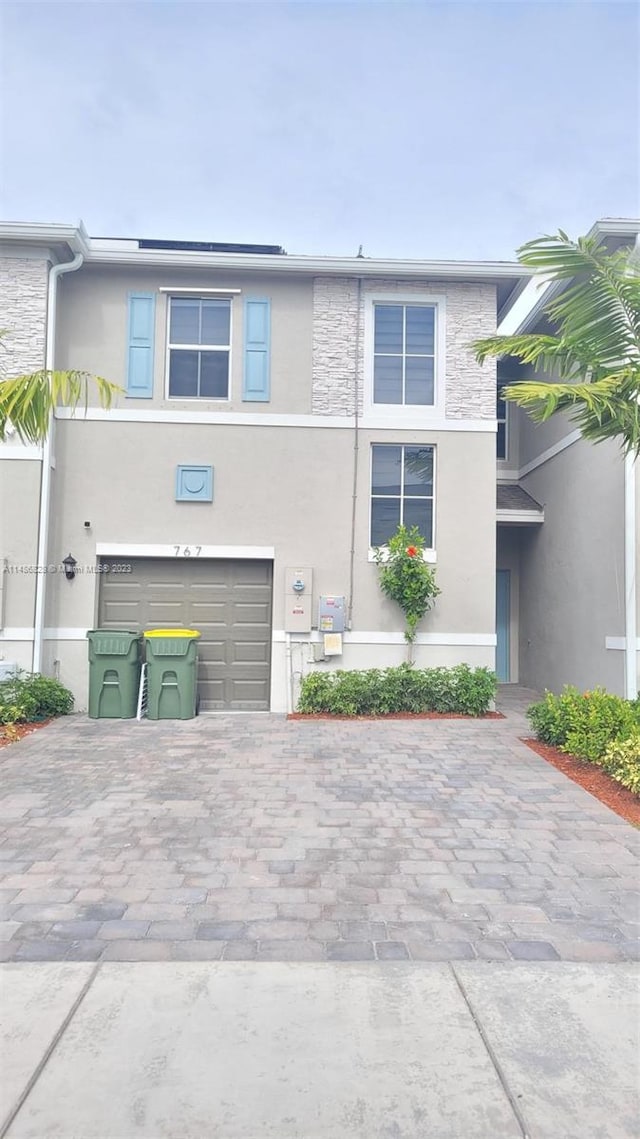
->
xmin=517 ymin=425 xmax=625 ymax=695
xmin=0 ymin=250 xmax=50 ymax=673
xmin=496 ymin=527 xmax=520 ymax=683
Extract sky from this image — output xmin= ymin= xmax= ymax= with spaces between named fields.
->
xmin=0 ymin=0 xmax=638 ymax=260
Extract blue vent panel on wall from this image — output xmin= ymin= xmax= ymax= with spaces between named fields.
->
xmin=175 ymin=465 xmax=213 ymax=502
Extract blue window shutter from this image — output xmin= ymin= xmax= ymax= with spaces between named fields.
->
xmin=126 ymin=292 xmax=155 ymax=398
xmin=243 ymin=298 xmax=271 ymax=402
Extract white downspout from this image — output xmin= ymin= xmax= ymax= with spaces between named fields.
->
xmin=32 ymin=252 xmax=84 ymax=673
xmin=624 ymin=451 xmax=637 ymax=699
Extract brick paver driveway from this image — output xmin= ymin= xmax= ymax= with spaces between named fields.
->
xmin=1 ymin=693 xmax=638 ymax=963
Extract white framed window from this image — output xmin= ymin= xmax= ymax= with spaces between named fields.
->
xmin=365 ymin=294 xmax=445 ymax=416
xmin=497 ymin=384 xmax=507 ymax=460
xmin=166 ymin=297 xmax=231 ymax=399
xmin=370 ymin=444 xmax=435 ymax=548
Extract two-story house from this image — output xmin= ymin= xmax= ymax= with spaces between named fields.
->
xmin=495 ymin=218 xmax=640 ymax=700
xmin=1 ymin=221 xmax=530 ymax=712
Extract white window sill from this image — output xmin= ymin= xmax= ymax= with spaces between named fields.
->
xmin=368 ymin=548 xmax=437 ymax=564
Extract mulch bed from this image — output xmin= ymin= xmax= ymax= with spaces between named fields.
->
xmin=288 ymin=711 xmax=505 ymax=721
xmin=522 ymin=737 xmax=640 ymax=826
xmin=0 ymin=719 xmax=53 ymax=750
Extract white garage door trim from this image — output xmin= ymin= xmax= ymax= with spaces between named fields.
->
xmin=96 ymin=544 xmax=275 ymax=559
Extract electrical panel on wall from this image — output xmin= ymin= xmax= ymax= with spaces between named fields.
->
xmin=284 ymin=567 xmax=313 ymax=632
xmin=318 ymin=595 xmax=346 ymax=633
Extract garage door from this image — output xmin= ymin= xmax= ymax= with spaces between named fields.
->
xmin=98 ymin=558 xmax=273 ymax=711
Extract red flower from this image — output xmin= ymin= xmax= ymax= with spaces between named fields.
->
xmin=406 ymin=546 xmax=418 ymax=557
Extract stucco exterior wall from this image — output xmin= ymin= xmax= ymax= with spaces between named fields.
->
xmin=312 ymin=278 xmax=497 ymax=419
xmin=42 ymin=419 xmax=496 ymax=709
xmin=518 ymin=437 xmax=625 ymax=695
xmin=55 ymin=266 xmax=314 ymax=415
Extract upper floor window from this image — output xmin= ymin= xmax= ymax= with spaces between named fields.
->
xmin=373 ymin=303 xmax=435 ymax=406
xmin=370 ymin=444 xmax=434 ymax=547
xmin=497 ymin=384 xmax=507 ymax=459
xmin=168 ymin=297 xmax=231 ymax=399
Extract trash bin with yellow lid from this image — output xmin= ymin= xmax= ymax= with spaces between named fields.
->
xmin=143 ymin=629 xmax=201 ymax=720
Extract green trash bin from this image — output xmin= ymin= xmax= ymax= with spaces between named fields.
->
xmin=144 ymin=629 xmax=201 ymax=720
xmin=86 ymin=630 xmax=142 ymax=719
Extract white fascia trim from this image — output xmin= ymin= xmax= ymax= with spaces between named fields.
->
xmin=96 ymin=543 xmax=275 ymax=559
xmin=496 ymin=509 xmax=544 ymax=524
xmin=158 ymin=287 xmax=242 ymax=295
xmin=87 ymin=245 xmax=527 ymax=280
xmin=0 ymin=445 xmax=43 ymax=460
xmin=518 ymin=430 xmax=582 ymax=478
xmin=368 ymin=548 xmax=437 ymax=564
xmin=605 ymin=636 xmax=640 ymax=651
xmin=55 ymin=407 xmax=495 ymax=433
xmin=273 ymin=630 xmax=496 ymax=647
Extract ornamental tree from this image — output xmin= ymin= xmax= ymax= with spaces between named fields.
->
xmin=374 ymin=524 xmax=440 ymax=660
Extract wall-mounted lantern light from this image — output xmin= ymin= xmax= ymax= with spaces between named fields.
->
xmin=62 ymin=554 xmax=78 ymax=581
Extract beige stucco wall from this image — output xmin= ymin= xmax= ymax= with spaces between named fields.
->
xmin=518 ymin=436 xmax=625 ymax=695
xmin=41 ymin=420 xmax=496 ymax=708
xmin=55 ymin=266 xmax=498 ymax=425
xmin=55 ymin=266 xmax=314 ymax=415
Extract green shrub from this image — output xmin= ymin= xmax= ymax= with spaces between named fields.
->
xmin=297 ymin=663 xmax=496 ymax=716
xmin=0 ymin=671 xmax=73 ymax=724
xmin=528 ymin=686 xmax=640 ymax=762
xmin=596 ymin=732 xmax=640 ymax=795
xmin=374 ymin=525 xmax=440 ymax=650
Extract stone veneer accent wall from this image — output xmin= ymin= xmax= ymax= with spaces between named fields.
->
xmin=0 ymin=255 xmax=49 ymax=378
xmin=312 ymin=276 xmax=497 ymax=419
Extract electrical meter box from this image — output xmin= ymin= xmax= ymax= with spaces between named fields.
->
xmin=318 ymin=595 xmax=346 ymax=633
xmin=284 ymin=567 xmax=313 ymax=633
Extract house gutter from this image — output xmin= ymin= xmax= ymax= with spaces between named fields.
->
xmin=624 ymin=452 xmax=638 ymax=699
xmin=32 ymin=252 xmax=84 ymax=673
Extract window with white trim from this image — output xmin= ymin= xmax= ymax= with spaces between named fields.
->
xmin=372 ymin=303 xmax=436 ymax=406
xmin=497 ymin=384 xmax=507 ymax=459
xmin=370 ymin=444 xmax=434 ymax=547
xmin=168 ymin=297 xmax=231 ymax=399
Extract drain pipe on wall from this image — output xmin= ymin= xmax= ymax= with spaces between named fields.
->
xmin=624 ymin=450 xmax=637 ymax=699
xmin=346 ymin=276 xmax=363 ymax=632
xmin=32 ymin=252 xmax=84 ymax=674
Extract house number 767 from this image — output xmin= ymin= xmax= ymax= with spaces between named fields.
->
xmin=174 ymin=546 xmax=202 ymax=557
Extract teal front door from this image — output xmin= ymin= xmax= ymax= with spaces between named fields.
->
xmin=496 ymin=570 xmax=510 ymax=682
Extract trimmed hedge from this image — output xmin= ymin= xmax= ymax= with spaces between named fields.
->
xmin=597 ymin=732 xmax=640 ymax=796
xmin=297 ymin=664 xmax=496 ymax=717
xmin=528 ymin=686 xmax=640 ymax=796
xmin=0 ymin=671 xmax=74 ymax=725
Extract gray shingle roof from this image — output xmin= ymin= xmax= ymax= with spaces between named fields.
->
xmin=497 ymin=484 xmax=543 ymax=512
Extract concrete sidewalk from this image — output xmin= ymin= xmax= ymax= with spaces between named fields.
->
xmin=1 ymin=961 xmax=638 ymax=1139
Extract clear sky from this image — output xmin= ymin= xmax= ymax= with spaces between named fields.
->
xmin=0 ymin=0 xmax=638 ymax=260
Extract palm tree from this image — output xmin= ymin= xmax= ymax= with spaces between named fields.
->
xmin=472 ymin=230 xmax=640 ymax=455
xmin=0 ymin=332 xmax=121 ymax=444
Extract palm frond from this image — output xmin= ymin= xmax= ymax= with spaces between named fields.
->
xmin=0 ymin=371 xmax=122 ymax=444
xmin=503 ymin=373 xmax=640 ymax=455
xmin=472 ymin=333 xmax=595 ymax=380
